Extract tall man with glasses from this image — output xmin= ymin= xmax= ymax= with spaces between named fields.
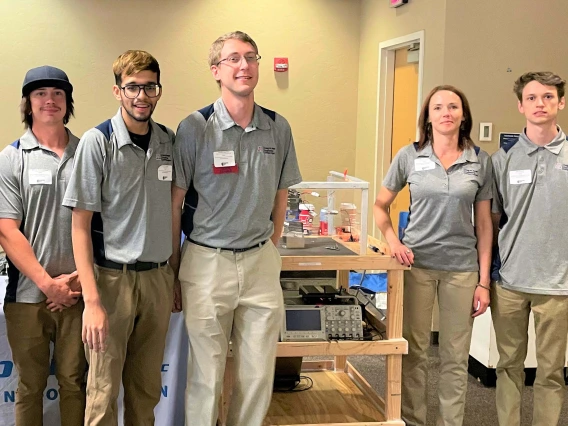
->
xmin=171 ymin=31 xmax=302 ymax=426
xmin=63 ymin=50 xmax=176 ymax=426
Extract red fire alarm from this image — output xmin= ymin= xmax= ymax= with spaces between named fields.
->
xmin=274 ymin=57 xmax=288 ymax=72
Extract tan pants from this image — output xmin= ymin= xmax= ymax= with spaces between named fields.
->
xmin=180 ymin=240 xmax=284 ymax=426
xmin=401 ymin=267 xmax=477 ymax=426
xmin=491 ymin=283 xmax=568 ymax=426
xmin=4 ymin=300 xmax=86 ymax=426
xmin=84 ymin=265 xmax=174 ymax=426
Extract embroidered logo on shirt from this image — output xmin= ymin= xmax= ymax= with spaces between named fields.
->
xmin=463 ymin=169 xmax=479 ymax=176
xmin=554 ymin=163 xmax=568 ymax=171
xmin=156 ymin=154 xmax=171 ymax=161
xmin=257 ymin=146 xmax=276 ymax=154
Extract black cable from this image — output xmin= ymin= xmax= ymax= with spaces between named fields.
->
xmin=274 ymin=375 xmax=314 ymax=393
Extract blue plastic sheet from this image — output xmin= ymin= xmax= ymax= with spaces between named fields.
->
xmin=349 ymin=272 xmax=387 ymax=293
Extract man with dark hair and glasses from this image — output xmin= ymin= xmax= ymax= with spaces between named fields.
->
xmin=171 ymin=31 xmax=302 ymax=425
xmin=63 ymin=50 xmax=176 ymax=426
xmin=0 ymin=65 xmax=85 ymax=426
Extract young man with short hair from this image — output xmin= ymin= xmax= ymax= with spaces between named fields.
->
xmin=171 ymin=31 xmax=302 ymax=426
xmin=63 ymin=50 xmax=175 ymax=426
xmin=0 ymin=65 xmax=85 ymax=426
xmin=491 ymin=71 xmax=568 ymax=426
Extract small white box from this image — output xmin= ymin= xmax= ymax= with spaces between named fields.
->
xmin=479 ymin=122 xmax=493 ymax=141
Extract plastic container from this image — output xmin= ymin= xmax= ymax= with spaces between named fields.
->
xmin=319 ymin=208 xmax=328 ymax=236
xmin=340 ymin=203 xmax=360 ymax=241
xmin=299 ymin=203 xmax=314 ymax=234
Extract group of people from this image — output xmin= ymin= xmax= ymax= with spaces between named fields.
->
xmin=0 ymin=30 xmax=301 ymax=426
xmin=374 ymin=72 xmax=567 ymax=426
xmin=0 ymin=25 xmax=565 ymax=426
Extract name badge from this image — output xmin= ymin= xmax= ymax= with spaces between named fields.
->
xmin=158 ymin=165 xmax=173 ymax=181
xmin=29 ymin=169 xmax=52 ymax=185
xmin=554 ymin=163 xmax=568 ymax=171
xmin=213 ymin=164 xmax=239 ymax=175
xmin=509 ymin=169 xmax=532 ymax=184
xmin=213 ymin=151 xmax=236 ymax=168
xmin=156 ymin=154 xmax=171 ymax=161
xmin=414 ymin=158 xmax=435 ymax=171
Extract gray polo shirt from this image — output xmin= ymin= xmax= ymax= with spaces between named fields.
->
xmin=383 ymin=143 xmax=492 ymax=271
xmin=174 ymin=98 xmax=302 ymax=248
xmin=63 ymin=108 xmax=174 ymax=264
xmin=492 ymin=128 xmax=568 ymax=295
xmin=0 ymin=129 xmax=79 ymax=303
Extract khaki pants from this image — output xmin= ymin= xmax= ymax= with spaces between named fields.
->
xmin=84 ymin=265 xmax=174 ymax=426
xmin=4 ymin=300 xmax=86 ymax=426
xmin=401 ymin=267 xmax=477 ymax=426
xmin=491 ymin=283 xmax=568 ymax=426
xmin=180 ymin=240 xmax=284 ymax=426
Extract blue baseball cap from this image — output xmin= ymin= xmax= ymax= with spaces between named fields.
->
xmin=22 ymin=65 xmax=73 ymax=97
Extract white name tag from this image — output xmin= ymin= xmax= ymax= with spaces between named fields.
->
xmin=213 ymin=151 xmax=236 ymax=167
xmin=158 ymin=165 xmax=172 ymax=181
xmin=29 ymin=169 xmax=52 ymax=185
xmin=414 ymin=158 xmax=436 ymax=171
xmin=509 ymin=169 xmax=532 ymax=184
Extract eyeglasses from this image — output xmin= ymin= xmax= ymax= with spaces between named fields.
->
xmin=216 ymin=54 xmax=261 ymax=67
xmin=120 ymin=84 xmax=162 ymax=99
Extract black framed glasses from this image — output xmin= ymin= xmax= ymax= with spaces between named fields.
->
xmin=120 ymin=84 xmax=162 ymax=99
xmin=216 ymin=54 xmax=261 ymax=67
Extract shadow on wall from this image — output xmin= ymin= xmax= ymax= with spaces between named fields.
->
xmin=275 ymin=71 xmax=289 ymax=90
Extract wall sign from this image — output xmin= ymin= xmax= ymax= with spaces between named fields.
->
xmin=499 ymin=133 xmax=520 ymax=150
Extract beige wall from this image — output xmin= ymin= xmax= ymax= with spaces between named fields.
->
xmin=0 ymin=0 xmax=361 ymax=181
xmin=444 ymin=0 xmax=568 ymax=155
xmin=355 ymin=0 xmax=448 ymax=193
xmin=355 ymin=0 xmax=448 ymax=233
xmin=355 ymin=0 xmax=568 ymax=236
xmin=3 ymin=0 xmax=568 ymax=204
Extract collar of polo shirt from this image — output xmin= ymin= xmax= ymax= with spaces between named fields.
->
xmin=19 ymin=129 xmax=42 ymax=150
xmin=417 ymin=143 xmax=479 ymax=164
xmin=519 ymin=126 xmax=565 ymax=155
xmin=416 ymin=143 xmax=434 ymax=158
xmin=214 ymin=98 xmax=271 ymax=132
xmin=19 ymin=128 xmax=79 ymax=159
xmin=459 ymin=146 xmax=480 ymax=163
xmin=113 ymin=108 xmax=170 ymax=149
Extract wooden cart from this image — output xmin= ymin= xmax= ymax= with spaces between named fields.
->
xmin=220 ymin=236 xmax=409 ymax=426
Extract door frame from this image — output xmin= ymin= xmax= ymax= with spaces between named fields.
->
xmin=372 ymin=31 xmax=425 ymax=237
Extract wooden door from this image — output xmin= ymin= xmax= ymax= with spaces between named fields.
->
xmin=389 ymin=48 xmax=419 ymax=232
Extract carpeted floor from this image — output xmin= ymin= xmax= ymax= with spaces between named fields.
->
xmin=346 ymin=346 xmax=568 ymax=426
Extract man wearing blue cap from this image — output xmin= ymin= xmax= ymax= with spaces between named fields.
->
xmin=0 ymin=66 xmax=86 ymax=426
